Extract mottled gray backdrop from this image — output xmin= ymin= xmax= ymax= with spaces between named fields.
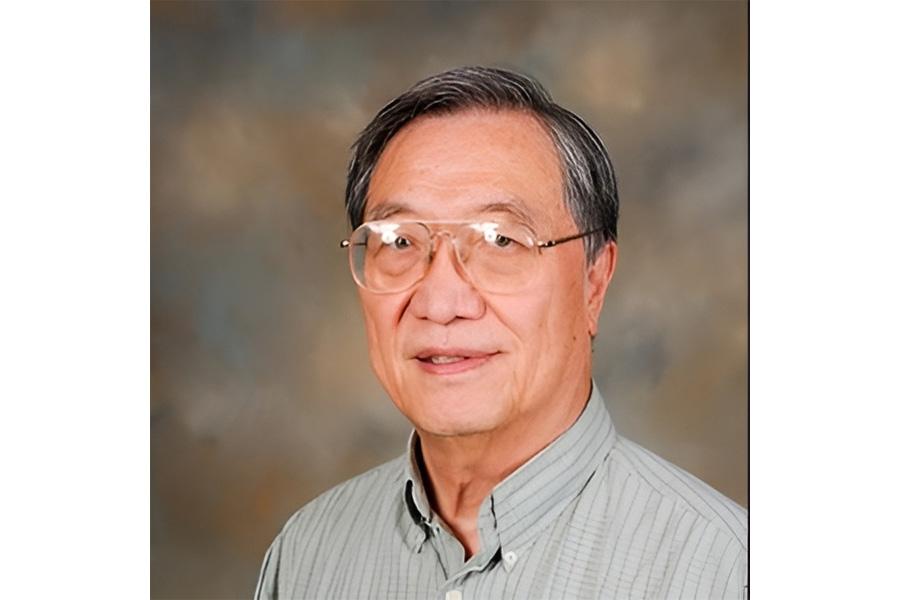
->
xmin=151 ymin=2 xmax=747 ymax=598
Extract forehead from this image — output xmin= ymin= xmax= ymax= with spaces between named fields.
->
xmin=366 ymin=109 xmax=569 ymax=227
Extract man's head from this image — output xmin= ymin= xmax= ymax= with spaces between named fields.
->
xmin=347 ymin=66 xmax=618 ymax=263
xmin=343 ymin=66 xmax=619 ymax=441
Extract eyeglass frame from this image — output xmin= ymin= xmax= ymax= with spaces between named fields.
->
xmin=339 ymin=219 xmax=605 ymax=293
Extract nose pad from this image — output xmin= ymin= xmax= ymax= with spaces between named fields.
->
xmin=428 ymin=230 xmax=471 ymax=282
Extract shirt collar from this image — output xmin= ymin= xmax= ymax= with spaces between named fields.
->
xmin=401 ymin=381 xmax=617 ymax=555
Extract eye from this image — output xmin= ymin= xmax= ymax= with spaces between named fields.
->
xmin=488 ymin=232 xmax=525 ymax=250
xmin=476 ymin=223 xmax=531 ymax=253
xmin=391 ymin=236 xmax=412 ymax=250
xmin=493 ymin=234 xmax=512 ymax=248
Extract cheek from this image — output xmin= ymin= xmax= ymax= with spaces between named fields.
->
xmin=360 ymin=294 xmax=409 ymax=380
xmin=515 ymin=272 xmax=588 ymax=353
xmin=491 ymin=290 xmax=556 ymax=357
xmin=555 ymin=279 xmax=589 ymax=345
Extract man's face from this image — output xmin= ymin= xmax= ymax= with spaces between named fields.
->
xmin=359 ymin=109 xmax=614 ymax=439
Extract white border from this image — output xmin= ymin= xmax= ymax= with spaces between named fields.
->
xmin=752 ymin=2 xmax=900 ymax=596
xmin=0 ymin=3 xmax=149 ymax=597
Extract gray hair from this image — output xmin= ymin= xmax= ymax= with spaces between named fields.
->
xmin=345 ymin=66 xmax=619 ymax=262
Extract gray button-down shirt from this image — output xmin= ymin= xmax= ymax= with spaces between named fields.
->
xmin=255 ymin=385 xmax=747 ymax=599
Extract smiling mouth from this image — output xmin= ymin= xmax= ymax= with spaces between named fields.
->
xmin=414 ymin=351 xmax=499 ymax=375
xmin=423 ymin=355 xmax=466 ymax=364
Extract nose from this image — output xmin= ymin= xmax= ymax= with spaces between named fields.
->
xmin=408 ymin=234 xmax=486 ymax=325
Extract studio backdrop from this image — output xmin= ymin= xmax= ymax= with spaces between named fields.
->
xmin=151 ymin=2 xmax=748 ymax=598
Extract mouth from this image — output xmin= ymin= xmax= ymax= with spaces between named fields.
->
xmin=413 ymin=349 xmax=499 ymax=375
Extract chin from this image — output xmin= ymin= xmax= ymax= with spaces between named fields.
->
xmin=399 ymin=384 xmax=510 ymax=438
xmin=416 ymin=415 xmax=504 ymax=438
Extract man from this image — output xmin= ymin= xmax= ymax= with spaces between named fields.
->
xmin=256 ymin=66 xmax=747 ymax=599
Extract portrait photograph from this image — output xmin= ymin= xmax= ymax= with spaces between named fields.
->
xmin=150 ymin=2 xmax=748 ymax=598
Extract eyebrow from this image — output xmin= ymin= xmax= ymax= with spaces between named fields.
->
xmin=479 ymin=200 xmax=538 ymax=229
xmin=366 ymin=202 xmax=410 ymax=222
xmin=365 ymin=198 xmax=539 ymax=229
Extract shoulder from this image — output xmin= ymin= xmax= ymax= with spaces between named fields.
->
xmin=608 ymin=436 xmax=747 ymax=550
xmin=255 ymin=456 xmax=408 ymax=599
xmin=590 ymin=437 xmax=747 ymax=596
xmin=277 ymin=454 xmax=407 ymax=545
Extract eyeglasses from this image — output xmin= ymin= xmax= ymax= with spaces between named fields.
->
xmin=339 ymin=220 xmax=601 ymax=294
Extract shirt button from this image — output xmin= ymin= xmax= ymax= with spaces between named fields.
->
xmin=445 ymin=590 xmax=463 ymax=600
xmin=504 ymin=551 xmax=518 ymax=566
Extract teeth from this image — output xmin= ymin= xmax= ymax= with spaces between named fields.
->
xmin=429 ymin=355 xmax=465 ymax=364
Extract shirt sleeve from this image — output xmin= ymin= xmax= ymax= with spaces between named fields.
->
xmin=723 ymin=540 xmax=748 ymax=600
xmin=253 ymin=532 xmax=283 ymax=600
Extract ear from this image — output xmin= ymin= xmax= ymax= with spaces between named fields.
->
xmin=585 ymin=242 xmax=618 ymax=337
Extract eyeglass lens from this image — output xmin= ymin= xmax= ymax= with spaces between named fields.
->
xmin=349 ymin=222 xmax=537 ymax=293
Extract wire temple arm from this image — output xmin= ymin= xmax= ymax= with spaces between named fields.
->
xmin=340 ymin=240 xmax=350 ymax=248
xmin=537 ymin=227 xmax=604 ymax=249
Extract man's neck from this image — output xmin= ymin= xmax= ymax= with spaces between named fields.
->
xmin=416 ymin=378 xmax=592 ymax=559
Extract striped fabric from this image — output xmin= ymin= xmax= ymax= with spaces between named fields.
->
xmin=255 ymin=385 xmax=747 ymax=599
